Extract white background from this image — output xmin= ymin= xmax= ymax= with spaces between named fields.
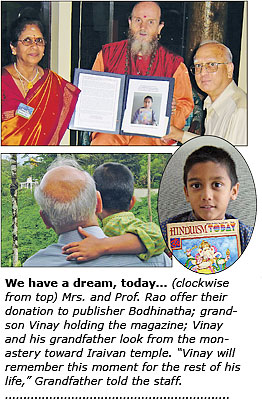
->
xmin=1 ymin=0 xmax=261 ymax=408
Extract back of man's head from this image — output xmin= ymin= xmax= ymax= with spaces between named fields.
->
xmin=93 ymin=162 xmax=134 ymax=212
xmin=34 ymin=158 xmax=97 ymax=232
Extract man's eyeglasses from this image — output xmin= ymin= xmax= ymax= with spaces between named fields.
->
xmin=17 ymin=37 xmax=45 ymax=46
xmin=190 ymin=62 xmax=229 ymax=75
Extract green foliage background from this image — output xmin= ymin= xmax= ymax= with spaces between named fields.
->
xmin=2 ymin=153 xmax=170 ymax=266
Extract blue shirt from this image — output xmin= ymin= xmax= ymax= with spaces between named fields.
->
xmin=160 ymin=211 xmax=253 ymax=254
xmin=23 ymin=226 xmax=171 ymax=267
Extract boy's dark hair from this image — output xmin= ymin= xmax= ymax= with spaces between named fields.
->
xmin=144 ymin=95 xmax=153 ymax=102
xmin=183 ymin=146 xmax=238 ymax=187
xmin=93 ymin=162 xmax=134 ymax=211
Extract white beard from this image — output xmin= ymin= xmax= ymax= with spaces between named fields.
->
xmin=128 ymin=30 xmax=158 ymax=57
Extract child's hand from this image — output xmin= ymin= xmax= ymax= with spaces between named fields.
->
xmin=62 ymin=226 xmax=107 ymax=262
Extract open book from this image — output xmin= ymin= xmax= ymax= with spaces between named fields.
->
xmin=69 ymin=69 xmax=174 ymax=138
xmin=167 ymin=219 xmax=241 ymax=274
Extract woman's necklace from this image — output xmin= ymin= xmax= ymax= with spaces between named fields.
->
xmin=125 ymin=44 xmax=157 ymax=76
xmin=14 ymin=62 xmax=39 ymax=90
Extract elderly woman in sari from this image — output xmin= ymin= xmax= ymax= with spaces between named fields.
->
xmin=1 ymin=14 xmax=80 ymax=145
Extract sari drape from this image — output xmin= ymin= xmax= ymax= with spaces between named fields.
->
xmin=1 ymin=69 xmax=80 ymax=145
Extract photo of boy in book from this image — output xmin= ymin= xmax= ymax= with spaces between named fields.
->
xmin=131 ymin=95 xmax=157 ymax=126
xmin=62 ymin=162 xmax=168 ymax=263
xmin=160 ymin=146 xmax=254 ymax=259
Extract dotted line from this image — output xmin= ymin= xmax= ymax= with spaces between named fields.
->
xmin=6 ymin=397 xmax=229 ymax=400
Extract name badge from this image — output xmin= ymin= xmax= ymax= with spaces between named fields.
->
xmin=16 ymin=103 xmax=34 ymax=119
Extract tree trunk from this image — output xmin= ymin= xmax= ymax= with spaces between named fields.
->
xmin=10 ymin=154 xmax=18 ymax=266
xmin=147 ymin=154 xmax=152 ymax=222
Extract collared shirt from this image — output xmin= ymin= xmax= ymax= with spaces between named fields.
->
xmin=102 ymin=212 xmax=166 ymax=261
xmin=182 ymin=81 xmax=247 ymax=145
xmin=160 ymin=211 xmax=253 ymax=254
xmin=204 ymin=81 xmax=247 ymax=145
xmin=23 ymin=226 xmax=171 ymax=267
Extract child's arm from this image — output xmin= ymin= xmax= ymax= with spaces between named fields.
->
xmin=152 ymin=110 xmax=157 ymax=125
xmin=102 ymin=215 xmax=166 ymax=260
xmin=120 ymin=221 xmax=166 ymax=261
xmin=62 ymin=227 xmax=146 ymax=261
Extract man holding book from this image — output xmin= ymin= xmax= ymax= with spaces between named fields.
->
xmin=90 ymin=1 xmax=193 ymax=145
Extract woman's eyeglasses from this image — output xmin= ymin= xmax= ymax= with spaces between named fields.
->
xmin=17 ymin=37 xmax=45 ymax=46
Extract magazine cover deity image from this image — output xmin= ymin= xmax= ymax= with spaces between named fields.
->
xmin=167 ymin=219 xmax=241 ymax=274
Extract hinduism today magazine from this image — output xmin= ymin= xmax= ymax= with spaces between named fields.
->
xmin=167 ymin=219 xmax=241 ymax=274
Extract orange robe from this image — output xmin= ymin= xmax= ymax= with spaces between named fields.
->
xmin=91 ymin=40 xmax=193 ymax=146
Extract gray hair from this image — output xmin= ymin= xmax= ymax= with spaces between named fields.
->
xmin=34 ymin=157 xmax=97 ymax=230
xmin=195 ymin=40 xmax=233 ymax=63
